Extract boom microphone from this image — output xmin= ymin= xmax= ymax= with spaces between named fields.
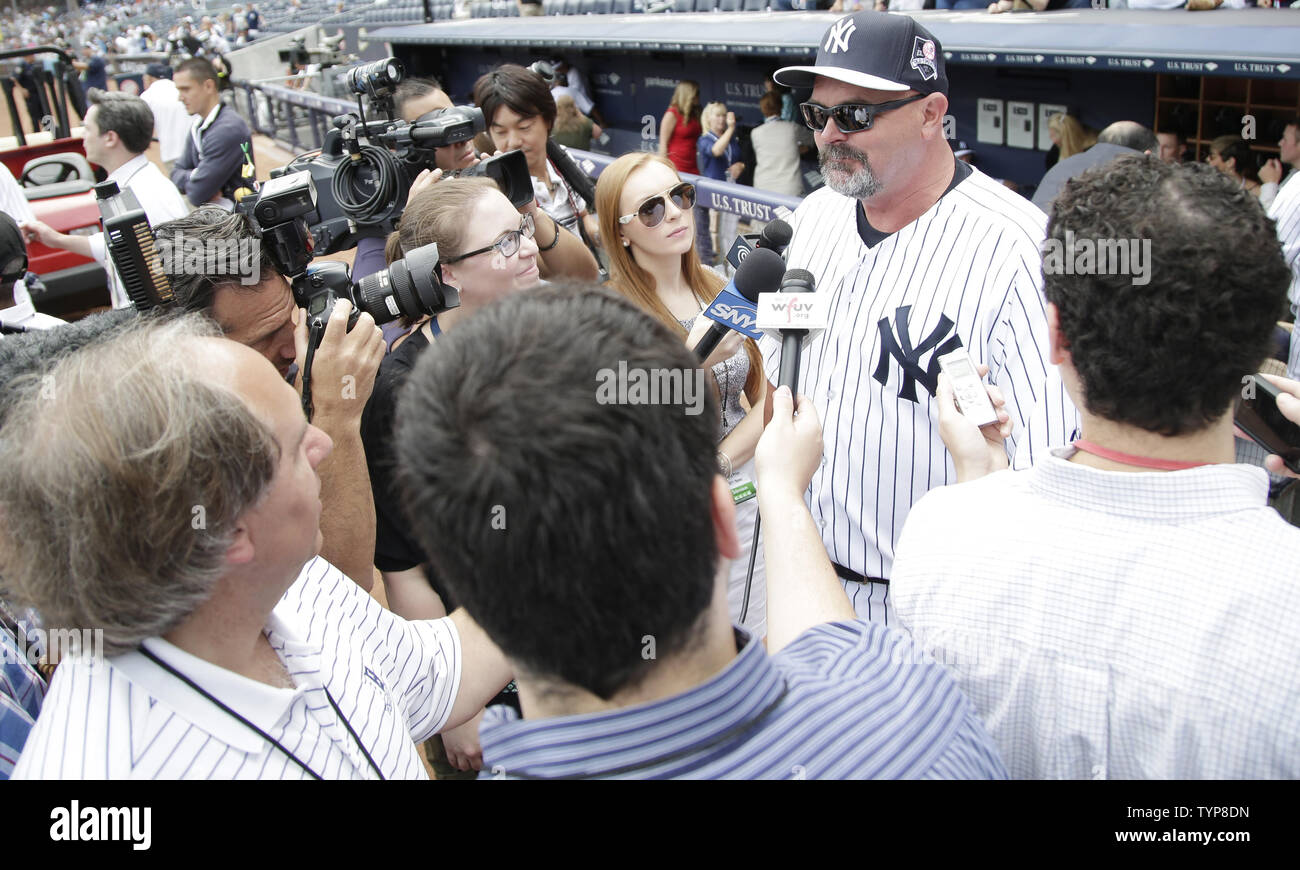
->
xmin=692 ymin=247 xmax=786 ymax=362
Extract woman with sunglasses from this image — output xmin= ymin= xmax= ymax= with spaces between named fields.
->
xmin=360 ymin=178 xmax=540 ymax=775
xmin=596 ymin=152 xmax=771 ymax=637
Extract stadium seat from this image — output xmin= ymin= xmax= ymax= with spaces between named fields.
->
xmin=580 ymin=0 xmax=597 ymax=12
xmin=565 ymin=0 xmax=582 ymax=13
xmin=547 ymin=0 xmax=564 ymax=12
xmin=593 ymin=0 xmax=613 ymax=10
xmin=491 ymin=0 xmax=509 ymax=14
xmin=674 ymin=0 xmax=691 ymax=10
xmin=612 ymin=0 xmax=632 ymax=10
xmin=717 ymin=0 xmax=738 ymax=9
xmin=695 ymin=0 xmax=716 ymax=10
xmin=743 ymin=0 xmax=765 ymax=9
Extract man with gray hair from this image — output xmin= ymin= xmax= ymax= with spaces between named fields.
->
xmin=1032 ymin=120 xmax=1158 ymax=213
xmin=21 ymin=89 xmax=189 ymax=309
xmin=1 ymin=314 xmax=511 ymax=779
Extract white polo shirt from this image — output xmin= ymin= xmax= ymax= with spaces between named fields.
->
xmin=13 ymin=557 xmax=463 ymax=779
xmin=141 ymin=78 xmax=199 ymax=165
xmin=88 ymin=155 xmax=190 ymax=309
xmin=892 ymin=448 xmax=1300 ymax=779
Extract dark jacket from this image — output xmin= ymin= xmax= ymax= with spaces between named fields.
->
xmin=170 ymin=103 xmax=253 ymax=207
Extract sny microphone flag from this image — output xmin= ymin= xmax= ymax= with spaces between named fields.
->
xmin=701 ymin=286 xmax=764 ymax=341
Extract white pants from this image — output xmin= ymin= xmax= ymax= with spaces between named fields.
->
xmin=726 ymin=458 xmax=766 ymax=638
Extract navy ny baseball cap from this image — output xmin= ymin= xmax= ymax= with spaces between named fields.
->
xmin=145 ymin=63 xmax=172 ymax=79
xmin=775 ymin=11 xmax=947 ymax=97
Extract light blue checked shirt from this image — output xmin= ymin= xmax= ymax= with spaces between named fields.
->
xmin=1 ymin=607 xmax=47 ymax=779
xmin=477 ymin=620 xmax=1007 ymax=780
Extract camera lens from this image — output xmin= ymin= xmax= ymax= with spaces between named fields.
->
xmin=347 ymin=57 xmax=404 ymax=98
xmin=354 ymin=242 xmax=456 ymax=324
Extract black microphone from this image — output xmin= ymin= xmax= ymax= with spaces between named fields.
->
xmin=754 ymin=219 xmax=792 ymax=256
xmin=546 ymin=139 xmax=597 ymax=213
xmin=776 ymin=269 xmax=815 ymax=392
xmin=692 ymin=247 xmax=786 ymax=362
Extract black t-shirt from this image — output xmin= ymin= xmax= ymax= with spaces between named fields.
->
xmin=855 ymin=155 xmax=971 ymax=248
xmin=361 ymin=327 xmax=433 ymax=575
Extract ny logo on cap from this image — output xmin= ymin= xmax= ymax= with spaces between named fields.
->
xmin=825 ymin=18 xmax=857 ymax=55
xmin=910 ymin=36 xmax=938 ymax=82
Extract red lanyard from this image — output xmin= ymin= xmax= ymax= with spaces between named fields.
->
xmin=1072 ymin=439 xmax=1209 ymax=471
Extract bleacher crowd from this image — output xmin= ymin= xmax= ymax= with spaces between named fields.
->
xmin=1 ymin=8 xmax=1299 ymax=782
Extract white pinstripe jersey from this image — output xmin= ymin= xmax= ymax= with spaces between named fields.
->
xmin=761 ymin=165 xmax=1079 ymax=618
xmin=12 ymin=557 xmax=462 ymax=780
xmin=1270 ymin=178 xmax=1300 ymax=378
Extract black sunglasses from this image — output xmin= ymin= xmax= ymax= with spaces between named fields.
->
xmin=799 ymin=94 xmax=927 ymax=134
xmin=618 ymin=182 xmax=697 ymax=228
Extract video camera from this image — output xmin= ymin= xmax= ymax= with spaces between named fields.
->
xmin=278 ymin=33 xmax=350 ymax=70
xmin=268 ymin=56 xmax=534 ymax=256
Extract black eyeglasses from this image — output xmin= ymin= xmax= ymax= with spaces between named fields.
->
xmin=618 ymin=182 xmax=697 ymax=228
xmin=442 ymin=212 xmax=536 ymax=264
xmin=799 ymin=94 xmax=927 ymax=134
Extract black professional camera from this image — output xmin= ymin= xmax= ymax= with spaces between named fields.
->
xmin=268 ymin=57 xmax=535 ymax=255
xmin=247 ymin=170 xmax=458 ymax=330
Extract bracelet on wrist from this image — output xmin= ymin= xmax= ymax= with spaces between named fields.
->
xmin=538 ymin=215 xmax=562 ymax=252
xmin=717 ymin=450 xmax=733 ymax=479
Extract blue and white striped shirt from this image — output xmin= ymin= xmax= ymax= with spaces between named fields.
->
xmin=12 ymin=557 xmax=462 ymax=780
xmin=477 ymin=620 xmax=1007 ymax=780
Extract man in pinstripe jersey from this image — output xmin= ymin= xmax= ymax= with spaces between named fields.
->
xmin=764 ymin=11 xmax=1079 ymax=622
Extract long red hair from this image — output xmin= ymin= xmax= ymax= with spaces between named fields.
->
xmin=595 ymin=152 xmax=763 ymax=405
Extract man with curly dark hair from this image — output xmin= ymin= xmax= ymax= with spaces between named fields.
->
xmin=890 ymin=154 xmax=1300 ymax=779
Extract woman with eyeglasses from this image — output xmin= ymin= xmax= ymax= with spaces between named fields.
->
xmin=596 ymin=152 xmax=771 ymax=638
xmin=359 ymin=178 xmax=540 ymax=776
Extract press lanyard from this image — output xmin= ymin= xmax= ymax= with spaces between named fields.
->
xmin=1072 ymin=439 xmax=1209 ymax=471
xmin=139 ymin=645 xmax=386 ymax=780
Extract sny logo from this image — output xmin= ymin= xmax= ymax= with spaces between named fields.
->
xmin=824 ymin=18 xmax=856 ymax=55
xmin=874 ymin=306 xmax=962 ymax=402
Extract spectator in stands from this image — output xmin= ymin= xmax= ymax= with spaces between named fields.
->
xmin=392 ymin=282 xmax=1007 ymax=779
xmin=596 ymin=152 xmax=769 ymax=636
xmin=1156 ymin=128 xmax=1188 ymax=164
xmin=141 ymin=64 xmax=198 ymax=174
xmin=153 ymin=207 xmax=384 ymax=592
xmin=551 ymin=94 xmax=601 ymax=150
xmin=658 ymin=80 xmax=713 ymax=263
xmin=696 ymin=102 xmax=744 ymax=262
xmin=171 ymin=58 xmax=254 ymax=210
xmin=474 ymin=64 xmax=600 ymax=246
xmin=1208 ymin=134 xmax=1269 ymax=203
xmin=361 ymin=178 xmax=546 ymax=775
xmin=246 ymin=3 xmax=261 ymax=34
xmin=22 ymin=89 xmax=190 ymax=310
xmin=1032 ymin=120 xmax=1157 ymax=213
xmin=73 ymin=43 xmax=108 ymax=95
xmin=988 ymin=0 xmax=1091 ymax=11
xmin=1261 ymin=117 xmax=1299 ymax=193
xmin=12 ymin=54 xmax=47 ymax=134
xmin=1044 ymin=112 xmax=1096 ymax=172
xmin=750 ymin=90 xmax=812 ymax=198
xmin=551 ymin=56 xmax=604 ymax=128
xmin=519 ymin=0 xmax=544 ymax=13
xmin=0 ymin=314 xmax=513 ymax=779
xmin=762 ymin=73 xmax=796 ymax=124
xmin=892 ymin=155 xmax=1300 ymax=779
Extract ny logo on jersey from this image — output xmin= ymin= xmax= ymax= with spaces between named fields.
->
xmin=363 ymin=666 xmax=386 ymax=692
xmin=824 ymin=18 xmax=856 ymax=54
xmin=874 ymin=306 xmax=962 ymax=402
